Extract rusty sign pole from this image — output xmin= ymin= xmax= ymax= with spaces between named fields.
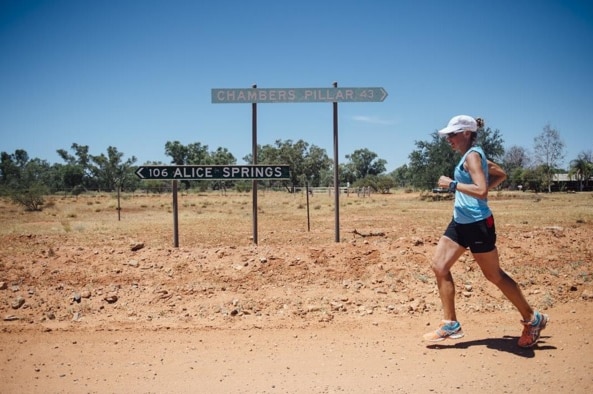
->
xmin=332 ymin=82 xmax=340 ymax=242
xmin=172 ymin=180 xmax=179 ymax=247
xmin=251 ymin=84 xmax=258 ymax=245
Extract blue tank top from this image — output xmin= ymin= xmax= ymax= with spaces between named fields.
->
xmin=453 ymin=146 xmax=492 ymax=224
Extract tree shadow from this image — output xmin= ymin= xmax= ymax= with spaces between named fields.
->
xmin=426 ymin=335 xmax=555 ymax=358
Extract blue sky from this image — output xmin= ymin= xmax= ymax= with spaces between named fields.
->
xmin=1 ymin=0 xmax=592 ymax=172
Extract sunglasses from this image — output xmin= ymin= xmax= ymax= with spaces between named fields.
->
xmin=446 ymin=130 xmax=465 ymax=138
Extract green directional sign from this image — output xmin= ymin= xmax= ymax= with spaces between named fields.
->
xmin=211 ymin=87 xmax=388 ymax=104
xmin=135 ymin=165 xmax=290 ymax=180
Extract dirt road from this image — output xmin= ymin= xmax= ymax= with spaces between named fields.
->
xmin=2 ymin=302 xmax=592 ymax=393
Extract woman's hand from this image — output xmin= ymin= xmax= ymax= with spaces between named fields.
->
xmin=438 ymin=175 xmax=453 ymax=189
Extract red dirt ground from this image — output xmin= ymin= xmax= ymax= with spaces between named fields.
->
xmin=1 ymin=191 xmax=592 ymax=393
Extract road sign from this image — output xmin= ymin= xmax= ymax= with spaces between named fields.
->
xmin=135 ymin=165 xmax=290 ymax=180
xmin=211 ymin=87 xmax=388 ymax=104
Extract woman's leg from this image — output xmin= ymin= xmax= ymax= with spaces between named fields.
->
xmin=472 ymin=248 xmax=533 ymax=321
xmin=431 ymin=236 xmax=467 ymax=321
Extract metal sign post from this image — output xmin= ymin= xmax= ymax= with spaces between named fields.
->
xmin=332 ymin=82 xmax=340 ymax=242
xmin=172 ymin=180 xmax=179 ymax=247
xmin=252 ymin=84 xmax=258 ymax=244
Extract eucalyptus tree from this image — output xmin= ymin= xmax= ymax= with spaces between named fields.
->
xmin=0 ymin=150 xmax=51 ymax=209
xmin=345 ymin=148 xmax=387 ymax=179
xmin=407 ymin=132 xmax=457 ymax=189
xmin=90 ymin=146 xmax=137 ymax=192
xmin=0 ymin=150 xmax=27 ymax=188
xmin=164 ymin=140 xmax=213 ymax=166
xmin=57 ymin=143 xmax=96 ymax=190
xmin=389 ymin=164 xmax=411 ymax=188
xmin=244 ymin=139 xmax=331 ymax=191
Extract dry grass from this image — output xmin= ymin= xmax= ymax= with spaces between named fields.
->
xmin=1 ymin=190 xmax=591 ymax=248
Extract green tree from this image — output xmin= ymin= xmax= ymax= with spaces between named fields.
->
xmin=245 ymin=139 xmax=331 ymax=191
xmin=54 ymin=143 xmax=139 ymax=193
xmin=0 ymin=149 xmax=52 ymax=209
xmin=57 ymin=144 xmax=97 ymax=190
xmin=20 ymin=158 xmax=52 ymax=187
xmin=61 ymin=164 xmax=86 ymax=192
xmin=57 ymin=143 xmax=92 ymax=170
xmin=519 ymin=166 xmax=545 ymax=192
xmin=339 ymin=162 xmax=355 ymax=186
xmin=186 ymin=142 xmax=211 ymax=165
xmin=210 ymin=147 xmax=236 ymax=165
xmin=164 ymin=141 xmax=190 ymax=165
xmin=389 ymin=164 xmax=412 ymax=189
xmin=90 ymin=146 xmax=137 ymax=192
xmin=344 ymin=148 xmax=387 ymax=181
xmin=303 ymin=145 xmax=331 ymax=187
xmin=1 ymin=150 xmax=25 ymax=189
xmin=407 ymin=132 xmax=456 ymax=189
xmin=164 ymin=141 xmax=213 ymax=165
xmin=317 ymin=167 xmax=334 ymax=188
xmin=0 ymin=149 xmax=37 ymax=192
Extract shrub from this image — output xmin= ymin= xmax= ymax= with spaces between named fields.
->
xmin=10 ymin=184 xmax=48 ymax=211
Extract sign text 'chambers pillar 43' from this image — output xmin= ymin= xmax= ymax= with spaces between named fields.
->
xmin=211 ymin=87 xmax=388 ymax=104
xmin=135 ymin=165 xmax=290 ymax=180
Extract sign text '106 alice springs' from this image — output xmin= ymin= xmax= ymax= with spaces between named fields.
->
xmin=135 ymin=165 xmax=291 ymax=180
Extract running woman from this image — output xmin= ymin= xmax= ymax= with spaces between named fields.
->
xmin=424 ymin=115 xmax=548 ymax=348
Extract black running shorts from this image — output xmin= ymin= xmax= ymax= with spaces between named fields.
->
xmin=443 ymin=215 xmax=496 ymax=253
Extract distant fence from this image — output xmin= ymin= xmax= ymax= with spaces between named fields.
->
xmin=41 ymin=185 xmax=376 ymax=197
xmin=308 ymin=186 xmax=372 ymax=197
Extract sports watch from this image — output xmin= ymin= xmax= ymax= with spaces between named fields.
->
xmin=448 ymin=180 xmax=458 ymax=193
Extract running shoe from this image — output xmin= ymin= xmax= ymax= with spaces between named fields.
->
xmin=518 ymin=311 xmax=549 ymax=348
xmin=423 ymin=320 xmax=464 ymax=342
